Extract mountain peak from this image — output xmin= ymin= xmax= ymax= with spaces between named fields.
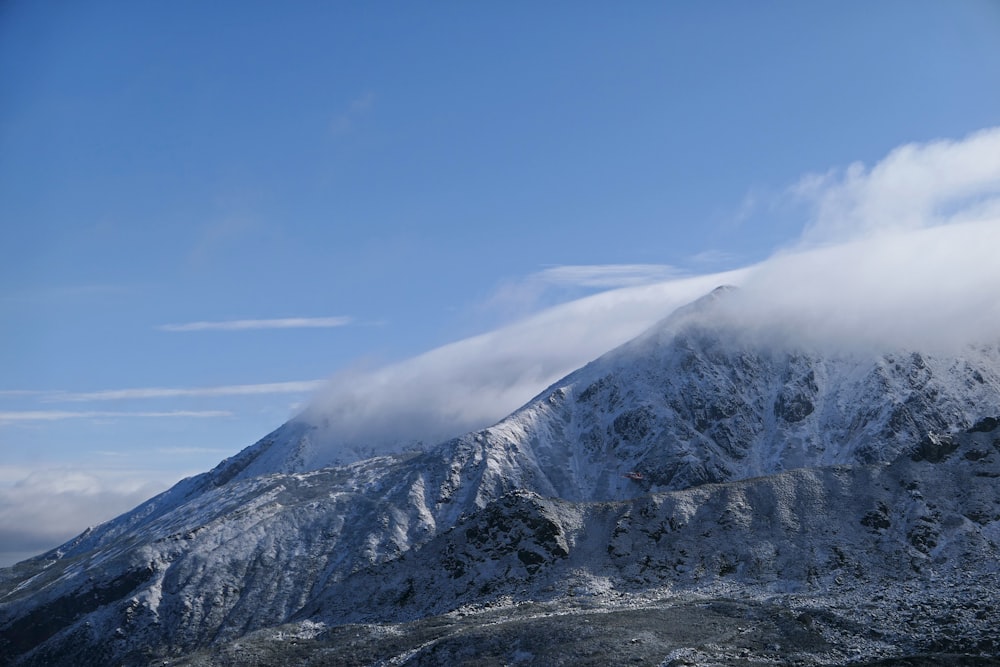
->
xmin=5 ymin=287 xmax=1000 ymax=665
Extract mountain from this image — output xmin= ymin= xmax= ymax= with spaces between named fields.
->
xmin=2 ymin=287 xmax=1000 ymax=666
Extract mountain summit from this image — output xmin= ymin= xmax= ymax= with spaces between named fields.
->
xmin=3 ymin=287 xmax=1000 ymax=666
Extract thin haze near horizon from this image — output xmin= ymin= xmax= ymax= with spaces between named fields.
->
xmin=2 ymin=2 xmax=1000 ymax=565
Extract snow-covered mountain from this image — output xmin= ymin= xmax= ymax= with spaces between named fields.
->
xmin=3 ymin=287 xmax=1000 ymax=666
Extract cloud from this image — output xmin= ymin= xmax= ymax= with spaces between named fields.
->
xmin=794 ymin=126 xmax=1000 ymax=243
xmin=2 ymin=381 xmax=326 ymax=406
xmin=7 ymin=128 xmax=998 ymax=563
xmin=533 ymin=264 xmax=684 ymax=288
xmin=0 ymin=466 xmax=171 ymax=566
xmin=300 ymin=268 xmax=749 ymax=464
xmin=331 ymin=91 xmax=376 ymax=136
xmin=712 ymin=126 xmax=1000 ymax=351
xmin=157 ymin=316 xmax=353 ymax=332
xmin=154 ymin=446 xmax=232 ymax=455
xmin=300 ymin=126 xmax=1000 ymax=465
xmin=188 ymin=216 xmax=262 ymax=268
xmin=725 ymin=219 xmax=1000 ymax=351
xmin=483 ymin=263 xmax=685 ymax=321
xmin=47 ymin=380 xmax=326 ymax=402
xmin=0 ymin=283 xmax=133 ymax=304
xmin=687 ymin=249 xmax=740 ymax=266
xmin=0 ymin=410 xmax=233 ymax=423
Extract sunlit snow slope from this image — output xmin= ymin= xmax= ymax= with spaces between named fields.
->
xmin=2 ymin=287 xmax=1000 ymax=666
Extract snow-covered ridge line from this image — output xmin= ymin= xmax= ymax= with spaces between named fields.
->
xmin=3 ymin=287 xmax=1000 ymax=665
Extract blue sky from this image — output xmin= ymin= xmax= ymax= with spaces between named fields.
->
xmin=2 ymin=1 xmax=1000 ymax=564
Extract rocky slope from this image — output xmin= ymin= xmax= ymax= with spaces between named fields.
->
xmin=2 ymin=287 xmax=999 ymax=666
xmin=174 ymin=419 xmax=1000 ymax=666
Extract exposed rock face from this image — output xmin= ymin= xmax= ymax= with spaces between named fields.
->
xmin=2 ymin=289 xmax=1000 ymax=666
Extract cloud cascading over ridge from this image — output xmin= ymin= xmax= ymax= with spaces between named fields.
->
xmin=728 ymin=219 xmax=1000 ymax=351
xmin=301 ymin=127 xmax=1000 ymax=466
xmin=729 ymin=126 xmax=1000 ymax=350
xmin=6 ymin=128 xmax=997 ymax=563
xmin=300 ymin=269 xmax=750 ymax=464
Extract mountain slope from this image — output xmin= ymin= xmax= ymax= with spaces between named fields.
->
xmin=2 ymin=287 xmax=999 ymax=666
xmin=301 ymin=421 xmax=1000 ymax=630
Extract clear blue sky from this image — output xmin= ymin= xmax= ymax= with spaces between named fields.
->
xmin=2 ymin=1 xmax=1000 ymax=563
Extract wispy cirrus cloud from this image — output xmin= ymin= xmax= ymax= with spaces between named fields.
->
xmin=49 ymin=380 xmax=326 ymax=402
xmin=0 ymin=410 xmax=232 ymax=424
xmin=154 ymin=446 xmax=233 ymax=456
xmin=687 ymin=249 xmax=740 ymax=267
xmin=534 ymin=263 xmax=683 ymax=288
xmin=157 ymin=316 xmax=353 ymax=332
xmin=0 ymin=283 xmax=133 ymax=304
xmin=7 ymin=128 xmax=1000 ymax=565
xmin=1 ymin=380 xmax=325 ymax=424
xmin=331 ymin=91 xmax=376 ymax=136
xmin=483 ymin=263 xmax=685 ymax=321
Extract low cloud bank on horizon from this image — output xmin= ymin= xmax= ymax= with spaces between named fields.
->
xmin=302 ymin=126 xmax=1000 ymax=465
xmin=0 ymin=467 xmax=169 ymax=566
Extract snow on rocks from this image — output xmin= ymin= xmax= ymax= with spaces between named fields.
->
xmin=3 ymin=288 xmax=1000 ymax=665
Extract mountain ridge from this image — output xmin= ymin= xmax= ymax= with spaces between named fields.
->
xmin=3 ymin=287 xmax=1000 ymax=666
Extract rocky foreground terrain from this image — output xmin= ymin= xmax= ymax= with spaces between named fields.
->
xmin=2 ymin=288 xmax=1000 ymax=666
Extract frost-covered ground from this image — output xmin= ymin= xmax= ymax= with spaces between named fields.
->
xmin=168 ymin=585 xmax=1000 ymax=667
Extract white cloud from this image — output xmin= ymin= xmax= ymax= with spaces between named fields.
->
xmin=482 ymin=263 xmax=685 ymax=321
xmin=2 ymin=381 xmax=326 ymax=406
xmin=6 ymin=127 xmax=1000 ymax=563
xmin=795 ymin=126 xmax=1000 ymax=243
xmin=49 ymin=380 xmax=326 ymax=402
xmin=533 ymin=264 xmax=683 ymax=288
xmin=188 ymin=216 xmax=262 ymax=268
xmin=301 ymin=269 xmax=749 ymax=464
xmin=725 ymin=218 xmax=1000 ymax=351
xmin=154 ymin=446 xmax=232 ymax=455
xmin=0 ymin=410 xmax=233 ymax=423
xmin=0 ymin=283 xmax=133 ymax=304
xmin=301 ymin=126 xmax=1000 ymax=465
xmin=714 ymin=126 xmax=1000 ymax=350
xmin=331 ymin=91 xmax=376 ymax=136
xmin=158 ymin=316 xmax=353 ymax=332
xmin=687 ymin=249 xmax=740 ymax=266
